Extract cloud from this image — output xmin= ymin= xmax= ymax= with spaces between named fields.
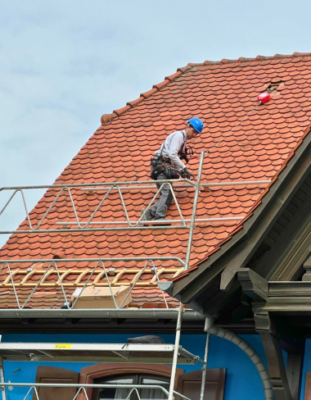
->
xmin=0 ymin=0 xmax=311 ymax=248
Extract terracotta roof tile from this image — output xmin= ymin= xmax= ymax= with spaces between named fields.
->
xmin=2 ymin=52 xmax=311 ymax=307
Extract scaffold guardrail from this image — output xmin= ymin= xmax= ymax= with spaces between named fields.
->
xmin=0 ymin=382 xmax=191 ymax=400
xmin=0 ymin=342 xmax=201 ymax=364
xmin=0 ymin=178 xmax=270 ymax=233
xmin=0 ymin=305 xmax=208 ymax=400
xmin=0 ymin=152 xmax=205 ymax=270
xmin=0 ymin=178 xmax=196 ymax=233
xmin=0 ymin=152 xmax=272 ymax=270
xmin=0 ymin=150 xmax=270 ymax=236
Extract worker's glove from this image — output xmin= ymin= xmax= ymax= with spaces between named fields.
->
xmin=181 ymin=168 xmax=195 ymax=180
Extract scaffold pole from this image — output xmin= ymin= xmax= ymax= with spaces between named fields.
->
xmin=185 ymin=151 xmax=205 ymax=270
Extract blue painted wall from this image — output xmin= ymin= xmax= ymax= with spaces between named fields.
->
xmin=300 ymin=338 xmax=311 ymax=399
xmin=2 ymin=333 xmax=269 ymax=400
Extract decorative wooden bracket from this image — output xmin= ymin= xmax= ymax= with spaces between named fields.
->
xmin=254 ymin=312 xmax=293 ymax=400
xmin=302 ymin=253 xmax=311 ymax=281
xmin=239 ymin=269 xmax=303 ymax=399
xmin=237 ymin=268 xmax=268 ymax=301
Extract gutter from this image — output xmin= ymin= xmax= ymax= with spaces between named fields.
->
xmin=0 ymin=308 xmax=205 ymax=321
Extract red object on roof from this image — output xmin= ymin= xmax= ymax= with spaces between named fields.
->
xmin=1 ymin=52 xmax=311 ymax=308
xmin=257 ymin=92 xmax=271 ymax=104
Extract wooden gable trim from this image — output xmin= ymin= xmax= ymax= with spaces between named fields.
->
xmin=220 ymin=146 xmax=311 ymax=289
xmin=253 ymin=173 xmax=311 ymax=282
xmin=170 ymin=124 xmax=311 ymax=307
xmin=238 ymin=268 xmax=311 ymax=313
xmin=237 ymin=268 xmax=268 ymax=301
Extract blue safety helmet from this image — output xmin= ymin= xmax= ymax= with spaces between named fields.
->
xmin=187 ymin=117 xmax=203 ymax=134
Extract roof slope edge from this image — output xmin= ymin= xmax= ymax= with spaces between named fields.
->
xmin=170 ymin=121 xmax=311 ymax=293
xmin=100 ymin=52 xmax=311 ymax=125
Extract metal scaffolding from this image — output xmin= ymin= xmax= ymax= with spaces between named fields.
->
xmin=0 ymin=257 xmax=185 ymax=310
xmin=0 ymin=306 xmax=209 ymax=400
xmin=0 ymin=304 xmax=209 ymax=400
xmin=0 ymin=382 xmax=192 ymax=400
xmin=0 ymin=178 xmax=198 ymax=233
xmin=0 ymin=152 xmax=272 ymax=400
xmin=0 ymin=341 xmax=202 ymax=363
xmin=0 ymin=151 xmax=269 ymax=235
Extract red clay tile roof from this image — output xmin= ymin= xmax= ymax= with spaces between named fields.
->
xmin=1 ymin=52 xmax=311 ymax=309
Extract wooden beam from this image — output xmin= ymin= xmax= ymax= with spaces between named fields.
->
xmin=253 ymin=298 xmax=311 ymax=313
xmin=253 ymin=298 xmax=311 ymax=315
xmin=268 ymin=281 xmax=311 ymax=296
xmin=255 ymin=312 xmax=293 ymax=400
xmin=175 ymin=257 xmax=235 ymax=304
xmin=249 ymin=280 xmax=311 ymax=313
xmin=286 ymin=352 xmax=304 ymax=400
xmin=185 ymin=278 xmax=241 ymax=317
xmin=176 ymin=254 xmax=243 ymax=306
xmin=237 ymin=268 xmax=268 ymax=300
xmin=201 ymin=280 xmax=241 ymax=317
xmin=282 ymin=338 xmax=305 ymax=400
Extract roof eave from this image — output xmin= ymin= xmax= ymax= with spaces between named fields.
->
xmin=165 ymin=122 xmax=311 ymax=308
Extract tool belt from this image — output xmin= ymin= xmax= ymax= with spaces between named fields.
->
xmin=150 ymin=156 xmax=180 ymax=180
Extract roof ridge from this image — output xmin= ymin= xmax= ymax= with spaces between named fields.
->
xmin=100 ymin=52 xmax=311 ymax=126
xmin=100 ymin=69 xmax=184 ymax=124
xmin=200 ymin=51 xmax=311 ymax=67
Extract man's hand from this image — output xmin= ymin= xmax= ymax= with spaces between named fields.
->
xmin=181 ymin=168 xmax=195 ymax=180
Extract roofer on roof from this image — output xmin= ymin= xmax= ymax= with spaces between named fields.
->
xmin=141 ymin=117 xmax=203 ymax=223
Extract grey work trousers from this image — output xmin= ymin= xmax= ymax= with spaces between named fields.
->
xmin=150 ymin=172 xmax=174 ymax=219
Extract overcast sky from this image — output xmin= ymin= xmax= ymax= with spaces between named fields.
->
xmin=0 ymin=0 xmax=310 ymax=242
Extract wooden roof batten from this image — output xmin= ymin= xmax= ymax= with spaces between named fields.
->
xmin=0 ymin=266 xmax=185 ymax=287
xmin=0 ymin=257 xmax=184 ymax=311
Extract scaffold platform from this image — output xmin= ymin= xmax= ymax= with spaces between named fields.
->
xmin=0 ymin=342 xmax=202 ymax=364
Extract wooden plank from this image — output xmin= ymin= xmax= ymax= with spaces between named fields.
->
xmin=253 ymin=297 xmax=311 ymax=313
xmin=268 ymin=282 xmax=311 ymax=296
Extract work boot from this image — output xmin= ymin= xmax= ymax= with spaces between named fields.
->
xmin=154 ymin=217 xmax=172 ymax=226
xmin=140 ymin=209 xmax=153 ymax=224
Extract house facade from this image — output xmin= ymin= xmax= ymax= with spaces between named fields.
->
xmin=1 ymin=52 xmax=311 ymax=400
